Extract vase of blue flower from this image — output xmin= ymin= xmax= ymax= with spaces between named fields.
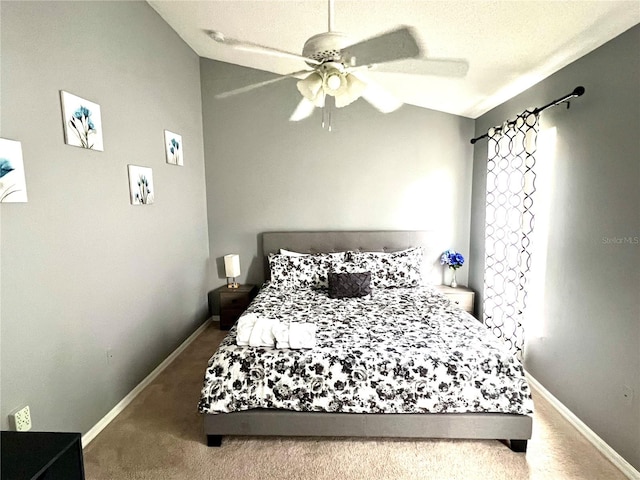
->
xmin=440 ymin=249 xmax=465 ymax=287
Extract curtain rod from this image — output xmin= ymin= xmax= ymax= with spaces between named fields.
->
xmin=470 ymin=86 xmax=585 ymax=144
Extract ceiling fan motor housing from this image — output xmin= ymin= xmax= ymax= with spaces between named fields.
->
xmin=302 ymin=32 xmax=353 ymax=65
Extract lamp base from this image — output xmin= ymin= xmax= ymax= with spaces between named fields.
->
xmin=226 ymin=277 xmax=239 ymax=289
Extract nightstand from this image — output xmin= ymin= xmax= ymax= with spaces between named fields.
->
xmin=434 ymin=285 xmax=475 ymax=316
xmin=215 ymin=284 xmax=257 ymax=330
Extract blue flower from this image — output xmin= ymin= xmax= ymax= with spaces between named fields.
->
xmin=74 ymin=106 xmax=91 ymax=119
xmin=0 ymin=158 xmax=14 ymax=178
xmin=440 ymin=249 xmax=465 ymax=269
xmin=170 ymin=147 xmax=174 ymax=154
xmin=69 ymin=104 xmax=97 ymax=147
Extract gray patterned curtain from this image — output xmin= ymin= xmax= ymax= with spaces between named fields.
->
xmin=483 ymin=110 xmax=539 ymax=356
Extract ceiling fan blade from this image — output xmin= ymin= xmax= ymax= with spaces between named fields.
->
xmin=340 ymin=26 xmax=422 ymax=68
xmin=209 ymin=30 xmax=320 ymax=65
xmin=353 ymin=73 xmax=403 ymax=113
xmin=215 ymin=77 xmax=289 ymax=99
xmin=369 ymin=58 xmax=469 ymax=77
xmin=216 ymin=70 xmax=312 ymax=99
xmin=289 ymin=98 xmax=316 ymax=122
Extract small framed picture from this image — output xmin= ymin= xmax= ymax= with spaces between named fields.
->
xmin=164 ymin=130 xmax=183 ymax=166
xmin=0 ymin=138 xmax=28 ymax=203
xmin=127 ymin=165 xmax=154 ymax=205
xmin=60 ymin=91 xmax=104 ymax=151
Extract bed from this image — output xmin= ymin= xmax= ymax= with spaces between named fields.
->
xmin=199 ymin=231 xmax=533 ymax=452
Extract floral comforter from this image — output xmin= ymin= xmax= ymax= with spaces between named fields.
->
xmin=198 ymin=284 xmax=533 ymax=415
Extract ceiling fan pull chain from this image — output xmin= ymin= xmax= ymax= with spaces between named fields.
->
xmin=323 ymin=95 xmax=334 ymax=131
xmin=322 ymin=95 xmax=333 ymax=131
xmin=322 ymin=96 xmax=327 ymax=129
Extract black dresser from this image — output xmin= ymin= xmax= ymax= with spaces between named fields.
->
xmin=1 ymin=431 xmax=85 ymax=479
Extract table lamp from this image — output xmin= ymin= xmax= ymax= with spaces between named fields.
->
xmin=224 ymin=254 xmax=240 ymax=288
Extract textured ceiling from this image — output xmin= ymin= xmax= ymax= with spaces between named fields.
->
xmin=148 ymin=1 xmax=640 ymax=118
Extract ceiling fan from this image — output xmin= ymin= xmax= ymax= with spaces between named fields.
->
xmin=209 ymin=0 xmax=468 ymax=130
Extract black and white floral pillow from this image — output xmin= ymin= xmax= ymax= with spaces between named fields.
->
xmin=347 ymin=247 xmax=424 ymax=288
xmin=330 ymin=260 xmax=369 ymax=275
xmin=269 ymin=252 xmax=348 ymax=289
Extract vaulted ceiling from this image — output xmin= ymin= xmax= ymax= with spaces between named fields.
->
xmin=148 ymin=1 xmax=639 ymax=118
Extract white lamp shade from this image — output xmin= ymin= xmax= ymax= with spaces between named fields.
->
xmin=224 ymin=254 xmax=241 ymax=278
xmin=297 ymin=72 xmax=323 ymax=101
xmin=334 ymin=73 xmax=367 ymax=108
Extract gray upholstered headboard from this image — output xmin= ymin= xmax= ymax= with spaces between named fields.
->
xmin=261 ymin=230 xmax=442 ymax=284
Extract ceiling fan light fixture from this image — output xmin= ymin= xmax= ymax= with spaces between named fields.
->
xmin=332 ymin=73 xmax=366 ymax=108
xmin=334 ymin=92 xmax=355 ymax=108
xmin=297 ymin=72 xmax=323 ymax=100
xmin=325 ymin=68 xmax=365 ymax=101
xmin=346 ymin=73 xmax=366 ymax=95
xmin=322 ymin=69 xmax=347 ymax=96
xmin=325 ymin=72 xmax=342 ymax=91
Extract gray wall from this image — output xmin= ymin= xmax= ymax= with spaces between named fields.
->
xmin=200 ymin=59 xmax=475 ymax=292
xmin=469 ymin=25 xmax=640 ymax=469
xmin=0 ymin=1 xmax=210 ymax=434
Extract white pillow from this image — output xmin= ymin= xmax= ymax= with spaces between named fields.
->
xmin=279 ymin=249 xmax=346 ymax=258
xmin=279 ymin=248 xmax=309 ymax=256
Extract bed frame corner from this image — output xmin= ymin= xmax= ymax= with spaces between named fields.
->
xmin=509 ymin=439 xmax=528 ymax=452
xmin=207 ymin=434 xmax=223 ymax=447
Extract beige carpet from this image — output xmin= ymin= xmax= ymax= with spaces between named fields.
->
xmin=83 ymin=322 xmax=626 ymax=480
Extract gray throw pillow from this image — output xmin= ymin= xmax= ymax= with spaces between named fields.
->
xmin=328 ymin=272 xmax=372 ymax=299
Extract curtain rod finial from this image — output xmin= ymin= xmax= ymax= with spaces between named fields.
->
xmin=573 ymin=86 xmax=585 ymax=96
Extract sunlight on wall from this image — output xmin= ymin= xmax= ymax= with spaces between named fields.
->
xmin=526 ymin=126 xmax=558 ymax=339
xmin=397 ymin=169 xmax=454 ymax=236
xmin=396 ymin=169 xmax=454 ymax=284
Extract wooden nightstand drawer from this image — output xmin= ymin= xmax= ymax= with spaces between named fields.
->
xmin=220 ymin=292 xmax=252 ymax=310
xmin=433 ymin=285 xmax=475 ymax=316
xmin=220 ymin=308 xmax=246 ymax=328
xmin=446 ymin=293 xmax=474 ymax=312
xmin=213 ymin=284 xmax=257 ymax=330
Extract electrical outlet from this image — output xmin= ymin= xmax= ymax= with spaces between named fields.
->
xmin=9 ymin=405 xmax=32 ymax=432
xmin=622 ymin=385 xmax=634 ymax=407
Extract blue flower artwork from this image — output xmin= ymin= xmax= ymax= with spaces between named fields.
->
xmin=164 ymin=130 xmax=183 ymax=166
xmin=60 ymin=91 xmax=104 ymax=151
xmin=127 ymin=165 xmax=154 ymax=205
xmin=0 ymin=158 xmax=15 ymax=178
xmin=135 ymin=175 xmax=152 ymax=204
xmin=0 ymin=138 xmax=28 ymax=203
xmin=69 ymin=105 xmax=96 ymax=148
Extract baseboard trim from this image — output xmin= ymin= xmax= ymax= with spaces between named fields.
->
xmin=526 ymin=372 xmax=639 ymax=479
xmin=82 ymin=319 xmax=211 ymax=448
